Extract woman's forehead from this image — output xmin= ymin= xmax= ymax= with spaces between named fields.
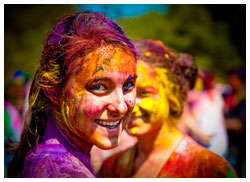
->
xmin=137 ymin=60 xmax=155 ymax=82
xmin=74 ymin=45 xmax=136 ymax=83
xmin=137 ymin=60 xmax=171 ymax=88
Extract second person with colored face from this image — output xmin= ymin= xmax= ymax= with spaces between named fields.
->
xmin=100 ymin=39 xmax=237 ymax=178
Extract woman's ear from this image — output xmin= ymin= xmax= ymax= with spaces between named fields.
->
xmin=168 ymin=95 xmax=182 ymax=117
xmin=43 ymin=87 xmax=60 ymax=105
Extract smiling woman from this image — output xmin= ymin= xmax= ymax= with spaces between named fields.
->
xmin=99 ymin=40 xmax=237 ymax=178
xmin=61 ymin=45 xmax=137 ymax=150
xmin=7 ymin=11 xmax=137 ymax=178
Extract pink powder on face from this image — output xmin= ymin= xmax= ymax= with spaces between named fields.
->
xmin=85 ymin=104 xmax=102 ymax=119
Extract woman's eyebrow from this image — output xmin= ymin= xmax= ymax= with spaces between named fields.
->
xmin=137 ymin=86 xmax=157 ymax=93
xmin=87 ymin=77 xmax=110 ymax=83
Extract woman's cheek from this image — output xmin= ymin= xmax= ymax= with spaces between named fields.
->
xmin=68 ymin=96 xmax=97 ymax=123
xmin=140 ymin=97 xmax=155 ymax=113
xmin=85 ymin=97 xmax=103 ymax=119
xmin=66 ymin=97 xmax=83 ymax=130
xmin=125 ymin=91 xmax=136 ymax=111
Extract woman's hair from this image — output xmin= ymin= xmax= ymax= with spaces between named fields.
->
xmin=175 ymin=53 xmax=198 ymax=91
xmin=8 ymin=10 xmax=135 ymax=177
xmin=133 ymin=39 xmax=197 ymax=118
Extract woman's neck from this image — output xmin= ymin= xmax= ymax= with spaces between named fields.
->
xmin=41 ymin=112 xmax=93 ymax=172
xmin=137 ymin=122 xmax=183 ymax=155
xmin=132 ymin=121 xmax=184 ymax=177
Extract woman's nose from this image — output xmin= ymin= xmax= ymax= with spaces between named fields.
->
xmin=107 ymin=90 xmax=128 ymax=117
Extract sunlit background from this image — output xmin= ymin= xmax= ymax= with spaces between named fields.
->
xmin=4 ymin=4 xmax=245 ymax=83
xmin=4 ymin=4 xmax=246 ymax=177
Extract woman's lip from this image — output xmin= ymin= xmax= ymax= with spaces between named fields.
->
xmin=129 ymin=116 xmax=142 ymax=122
xmin=95 ymin=117 xmax=123 ymax=122
xmin=129 ymin=117 xmax=143 ymax=125
xmin=94 ymin=117 xmax=123 ymax=129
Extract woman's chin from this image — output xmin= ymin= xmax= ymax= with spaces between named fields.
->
xmin=94 ymin=138 xmax=119 ymax=150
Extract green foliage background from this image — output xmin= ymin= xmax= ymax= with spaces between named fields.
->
xmin=117 ymin=5 xmax=244 ymax=81
xmin=5 ymin=5 xmax=77 ymax=84
xmin=5 ymin=4 xmax=245 ymax=88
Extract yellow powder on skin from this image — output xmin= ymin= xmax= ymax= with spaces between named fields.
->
xmin=84 ymin=45 xmax=136 ymax=78
xmin=164 ymin=53 xmax=169 ymax=59
xmin=136 ymin=120 xmax=143 ymax=126
xmin=61 ymin=101 xmax=79 ymax=137
xmin=130 ymin=127 xmax=137 ymax=134
xmin=132 ymin=106 xmax=141 ymax=118
xmin=136 ymin=61 xmax=171 ymax=123
xmin=145 ymin=52 xmax=152 ymax=57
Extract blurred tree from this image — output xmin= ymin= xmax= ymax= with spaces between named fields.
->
xmin=205 ymin=4 xmax=246 ymax=61
xmin=117 ymin=4 xmax=245 ymax=80
xmin=4 ymin=4 xmax=77 ymax=86
xmin=4 ymin=4 xmax=245 ymax=84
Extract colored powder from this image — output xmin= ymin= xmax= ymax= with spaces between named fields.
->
xmin=194 ymin=77 xmax=203 ymax=90
xmin=98 ymin=66 xmax=104 ymax=71
xmin=136 ymin=61 xmax=171 ymax=123
xmin=104 ymin=58 xmax=111 ymax=63
xmin=61 ymin=101 xmax=78 ymax=136
xmin=145 ymin=52 xmax=151 ymax=57
xmin=132 ymin=105 xmax=141 ymax=118
xmin=136 ymin=120 xmax=143 ymax=126
xmin=84 ymin=46 xmax=136 ymax=78
xmin=130 ymin=128 xmax=137 ymax=134
xmin=164 ymin=53 xmax=169 ymax=59
xmin=227 ymin=167 xmax=237 ymax=178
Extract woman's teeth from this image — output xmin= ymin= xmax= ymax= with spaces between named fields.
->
xmin=95 ymin=119 xmax=121 ymax=128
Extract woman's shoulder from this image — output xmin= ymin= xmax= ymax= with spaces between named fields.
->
xmin=159 ymin=135 xmax=237 ymax=177
xmin=189 ymin=135 xmax=237 ymax=177
xmin=22 ymin=143 xmax=95 ymax=178
xmin=192 ymin=145 xmax=237 ymax=177
xmin=99 ymin=145 xmax=136 ymax=178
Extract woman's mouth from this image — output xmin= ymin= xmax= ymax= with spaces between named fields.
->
xmin=94 ymin=118 xmax=122 ymax=129
xmin=128 ymin=117 xmax=144 ymax=126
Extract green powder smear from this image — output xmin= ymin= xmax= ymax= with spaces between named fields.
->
xmin=227 ymin=167 xmax=237 ymax=178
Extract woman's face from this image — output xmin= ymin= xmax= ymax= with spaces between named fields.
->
xmin=126 ymin=60 xmax=170 ymax=136
xmin=62 ymin=45 xmax=137 ymax=149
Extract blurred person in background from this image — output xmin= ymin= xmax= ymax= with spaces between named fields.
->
xmin=175 ymin=53 xmax=198 ymax=134
xmin=4 ymin=69 xmax=31 ymax=177
xmin=177 ymin=70 xmax=228 ymax=157
xmin=224 ymin=67 xmax=246 ymax=177
xmin=99 ymin=40 xmax=237 ymax=178
xmin=4 ymin=101 xmax=22 ymax=177
xmin=5 ymin=69 xmax=31 ymax=118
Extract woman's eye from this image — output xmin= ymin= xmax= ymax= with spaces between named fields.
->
xmin=89 ymin=84 xmax=106 ymax=91
xmin=123 ymin=81 xmax=135 ymax=92
xmin=137 ymin=90 xmax=151 ymax=98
